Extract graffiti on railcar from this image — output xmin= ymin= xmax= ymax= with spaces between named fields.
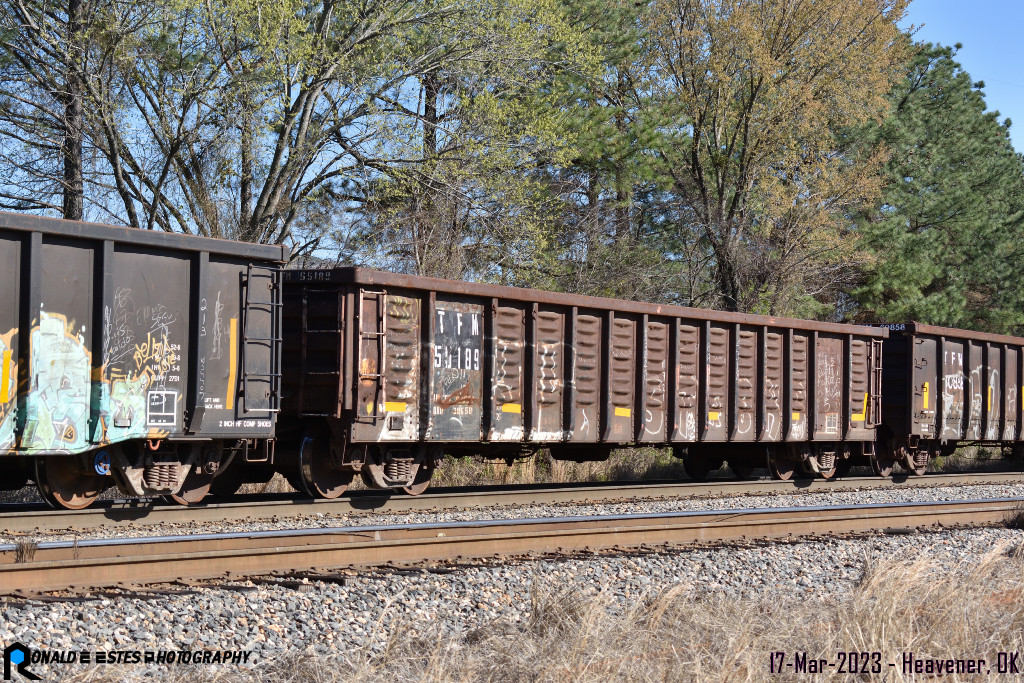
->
xmin=941 ymin=346 xmax=965 ymax=439
xmin=0 ymin=308 xmax=182 ymax=456
xmin=429 ymin=301 xmax=483 ymax=440
xmin=986 ymin=367 xmax=1001 ymax=440
xmin=491 ymin=304 xmax=525 ymax=441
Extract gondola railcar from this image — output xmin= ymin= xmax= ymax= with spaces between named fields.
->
xmin=0 ymin=212 xmax=288 ymax=508
xmin=277 ymin=268 xmax=890 ymax=497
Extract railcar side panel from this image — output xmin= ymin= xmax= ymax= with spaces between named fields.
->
xmin=281 ymin=285 xmax=345 ymax=418
xmin=490 ymin=302 xmax=526 ymax=442
xmin=813 ymin=335 xmax=843 ymax=441
xmin=673 ymin=322 xmax=700 ymax=442
xmin=734 ymin=326 xmax=757 ymax=442
xmin=0 ymin=234 xmax=20 ymax=454
xmin=910 ymin=335 xmax=938 ymax=441
xmin=604 ymin=314 xmax=636 ymax=442
xmin=967 ymin=341 xmax=984 ymax=440
xmin=380 ymin=294 xmax=421 ymax=441
xmin=941 ymin=338 xmax=966 ymax=440
xmin=638 ymin=317 xmax=670 ymax=443
xmin=788 ymin=333 xmax=810 ymax=441
xmin=569 ymin=311 xmax=602 ymax=442
xmin=984 ymin=344 xmax=1002 ymax=441
xmin=531 ymin=306 xmax=565 ymax=442
xmin=705 ymin=323 xmax=730 ymax=442
xmin=426 ymin=298 xmax=484 ymax=442
xmin=847 ymin=337 xmax=874 ymax=440
xmin=1004 ymin=347 xmax=1018 ymax=441
xmin=762 ymin=331 xmax=784 ymax=442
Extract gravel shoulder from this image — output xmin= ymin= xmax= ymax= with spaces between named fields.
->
xmin=2 ymin=525 xmax=1022 ymax=681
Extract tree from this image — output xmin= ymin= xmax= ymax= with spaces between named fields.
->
xmin=637 ymin=0 xmax=909 ymax=315
xmin=850 ymin=43 xmax=1024 ymax=333
xmin=0 ymin=0 xmax=99 ymax=219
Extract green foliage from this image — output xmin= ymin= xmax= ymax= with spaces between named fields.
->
xmin=851 ymin=43 xmax=1024 ymax=333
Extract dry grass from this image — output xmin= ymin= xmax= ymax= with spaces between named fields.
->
xmin=934 ymin=445 xmax=1021 ymax=473
xmin=73 ymin=545 xmax=1024 ymax=682
xmin=432 ymin=448 xmax=690 ymax=488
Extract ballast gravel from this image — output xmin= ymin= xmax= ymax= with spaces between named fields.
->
xmin=1 ymin=526 xmax=1022 ymax=679
xmin=3 ymin=481 xmax=1024 ymax=543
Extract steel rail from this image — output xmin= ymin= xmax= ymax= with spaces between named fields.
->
xmin=0 ymin=498 xmax=1020 ymax=593
xmin=1 ymin=471 xmax=1022 ymax=535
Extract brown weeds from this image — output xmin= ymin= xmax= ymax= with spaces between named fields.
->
xmin=72 ymin=546 xmax=1024 ymax=682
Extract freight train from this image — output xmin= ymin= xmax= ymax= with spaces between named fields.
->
xmin=0 ymin=213 xmax=1021 ymax=509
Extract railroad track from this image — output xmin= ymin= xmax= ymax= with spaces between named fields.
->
xmin=1 ymin=471 xmax=1022 ymax=534
xmin=1 ymin=498 xmax=1020 ymax=594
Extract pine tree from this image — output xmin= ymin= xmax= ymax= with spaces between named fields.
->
xmin=852 ymin=43 xmax=1024 ymax=333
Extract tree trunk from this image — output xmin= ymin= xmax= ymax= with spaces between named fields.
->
xmin=239 ymin=79 xmax=253 ymax=239
xmin=62 ymin=0 xmax=84 ymax=221
xmin=423 ymin=73 xmax=439 ymax=159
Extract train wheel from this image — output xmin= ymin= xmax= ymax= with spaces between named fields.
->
xmin=167 ymin=470 xmax=213 ymax=506
xmin=297 ymin=429 xmax=353 ymax=499
xmin=870 ymin=450 xmax=895 ymax=477
xmin=35 ymin=456 xmax=106 ymax=510
xmin=403 ymin=465 xmax=434 ymax=496
xmin=767 ymin=448 xmax=795 ymax=481
xmin=907 ymin=447 xmax=929 ymax=476
xmin=684 ymin=452 xmax=711 ymax=481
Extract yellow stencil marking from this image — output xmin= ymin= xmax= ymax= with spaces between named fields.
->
xmin=614 ymin=407 xmax=631 ymax=418
xmin=225 ymin=318 xmax=238 ymax=411
xmin=852 ymin=393 xmax=868 ymax=422
xmin=501 ymin=403 xmax=522 ymax=414
xmin=792 ymin=412 xmax=801 ymax=421
xmin=707 ymin=411 xmax=719 ymax=421
xmin=367 ymin=402 xmax=374 ymax=415
xmin=384 ymin=401 xmax=407 ymax=413
xmin=0 ymin=350 xmax=10 ymax=403
xmin=922 ymin=382 xmax=930 ymax=411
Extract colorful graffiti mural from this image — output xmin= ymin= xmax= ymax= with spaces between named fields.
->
xmin=0 ymin=312 xmax=179 ymax=456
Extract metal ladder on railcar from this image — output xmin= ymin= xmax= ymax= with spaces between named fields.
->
xmin=240 ymin=264 xmax=283 ymax=415
xmin=869 ymin=338 xmax=884 ymax=427
xmin=297 ymin=287 xmax=344 ymax=417
xmin=357 ymin=289 xmax=387 ymax=421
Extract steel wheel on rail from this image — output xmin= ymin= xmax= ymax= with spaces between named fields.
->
xmin=869 ymin=433 xmax=898 ymax=478
xmin=35 ymin=455 xmax=107 ymax=510
xmin=767 ymin=446 xmax=795 ymax=481
xmin=403 ymin=465 xmax=434 ymax=496
xmin=296 ymin=428 xmax=353 ymax=499
xmin=834 ymin=457 xmax=853 ymax=479
xmin=870 ymin=451 xmax=895 ymax=477
xmin=683 ymin=450 xmax=712 ymax=481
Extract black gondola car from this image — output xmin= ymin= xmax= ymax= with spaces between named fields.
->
xmin=0 ymin=212 xmax=287 ymax=508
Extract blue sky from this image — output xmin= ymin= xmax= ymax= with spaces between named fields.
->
xmin=903 ymin=0 xmax=1024 ymax=151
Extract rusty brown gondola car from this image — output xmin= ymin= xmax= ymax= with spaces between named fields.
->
xmin=0 ymin=212 xmax=287 ymax=508
xmin=876 ymin=323 xmax=1024 ymax=476
xmin=278 ymin=268 xmax=890 ymax=497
